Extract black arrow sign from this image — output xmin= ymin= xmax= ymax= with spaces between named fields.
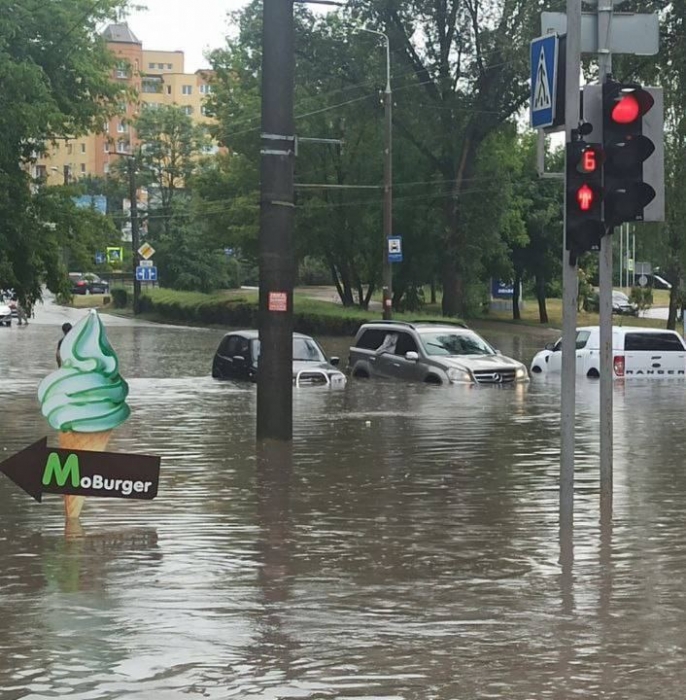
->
xmin=0 ymin=438 xmax=161 ymax=503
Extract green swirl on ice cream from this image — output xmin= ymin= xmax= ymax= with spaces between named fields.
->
xmin=38 ymin=309 xmax=130 ymax=432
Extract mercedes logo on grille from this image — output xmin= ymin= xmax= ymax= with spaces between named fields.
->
xmin=493 ymin=373 xmax=501 ymax=382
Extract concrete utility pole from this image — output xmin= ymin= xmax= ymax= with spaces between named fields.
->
xmin=561 ymin=0 xmax=582 ymax=530
xmin=127 ymin=158 xmax=141 ymax=315
xmin=257 ymin=0 xmax=296 ymax=442
xmin=597 ymin=0 xmax=614 ymax=519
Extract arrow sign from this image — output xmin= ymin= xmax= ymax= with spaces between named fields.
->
xmin=0 ymin=438 xmax=161 ymax=503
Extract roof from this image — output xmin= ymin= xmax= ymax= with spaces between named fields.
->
xmin=221 ymin=330 xmax=312 ymax=340
xmin=102 ymin=23 xmax=142 ymax=45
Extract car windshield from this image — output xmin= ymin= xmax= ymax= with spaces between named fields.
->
xmin=251 ymin=337 xmax=326 ymax=364
xmin=613 ymin=292 xmax=630 ymax=303
xmin=419 ymin=331 xmax=494 ymax=356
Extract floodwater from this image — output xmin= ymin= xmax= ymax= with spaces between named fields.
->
xmin=2 ymin=303 xmax=686 ymax=699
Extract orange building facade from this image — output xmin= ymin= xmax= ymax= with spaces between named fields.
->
xmin=34 ymin=24 xmax=216 ymax=186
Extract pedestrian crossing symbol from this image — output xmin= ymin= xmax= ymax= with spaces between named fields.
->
xmin=530 ymin=34 xmax=558 ymax=129
xmin=533 ymin=49 xmax=552 ymax=110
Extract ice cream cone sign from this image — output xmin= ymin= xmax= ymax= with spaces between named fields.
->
xmin=0 ymin=310 xmax=161 ymax=520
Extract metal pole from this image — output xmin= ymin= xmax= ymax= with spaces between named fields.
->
xmin=632 ymin=229 xmax=636 ymax=287
xmin=561 ymin=0 xmax=582 ymax=532
xmin=598 ymin=0 xmax=614 ymax=519
xmin=257 ymin=0 xmax=295 ymax=442
xmin=619 ymin=224 xmax=623 ymax=291
xmin=127 ymin=158 xmax=141 ymax=315
xmin=358 ymin=28 xmax=393 ymax=319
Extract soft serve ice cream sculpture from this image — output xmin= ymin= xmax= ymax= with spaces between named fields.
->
xmin=38 ymin=310 xmax=131 ymax=519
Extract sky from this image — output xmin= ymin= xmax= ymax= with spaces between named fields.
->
xmin=125 ymin=0 xmax=251 ymax=73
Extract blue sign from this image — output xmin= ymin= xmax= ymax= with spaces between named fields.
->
xmin=73 ymin=195 xmax=107 ymax=215
xmin=530 ymin=34 xmax=558 ymax=129
xmin=136 ymin=266 xmax=158 ymax=282
xmin=95 ymin=251 xmax=106 ymax=264
xmin=491 ymin=279 xmax=515 ymax=299
xmin=388 ymin=236 xmax=403 ymax=264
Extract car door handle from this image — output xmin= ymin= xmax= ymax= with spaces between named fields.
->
xmin=392 ymin=362 xmax=401 ymax=367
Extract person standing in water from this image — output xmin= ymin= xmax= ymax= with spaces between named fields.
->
xmin=56 ymin=322 xmax=73 ymax=367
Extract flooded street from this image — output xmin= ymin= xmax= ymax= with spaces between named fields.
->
xmin=3 ymin=302 xmax=686 ymax=699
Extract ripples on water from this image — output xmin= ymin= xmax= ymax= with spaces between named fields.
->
xmin=2 ymin=320 xmax=686 ymax=698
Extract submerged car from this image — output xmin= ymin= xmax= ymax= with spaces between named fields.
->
xmin=0 ymin=301 xmax=11 ymax=326
xmin=530 ymin=326 xmax=686 ymax=378
xmin=212 ymin=330 xmax=347 ymax=387
xmin=348 ymin=321 xmax=529 ymax=385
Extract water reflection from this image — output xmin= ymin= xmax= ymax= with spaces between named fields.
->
xmin=3 ymin=317 xmax=686 ymax=698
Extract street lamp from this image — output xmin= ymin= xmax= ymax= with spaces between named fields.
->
xmin=358 ymin=27 xmax=393 ymax=320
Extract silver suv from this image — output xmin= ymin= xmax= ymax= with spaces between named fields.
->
xmin=348 ymin=321 xmax=529 ymax=385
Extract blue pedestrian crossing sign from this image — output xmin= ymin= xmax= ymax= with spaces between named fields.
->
xmin=530 ymin=34 xmax=559 ymax=129
xmin=136 ymin=266 xmax=157 ymax=282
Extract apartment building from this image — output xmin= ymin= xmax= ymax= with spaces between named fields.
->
xmin=34 ymin=23 xmax=216 ymax=186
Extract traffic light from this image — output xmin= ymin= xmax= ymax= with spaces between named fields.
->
xmin=602 ymin=80 xmax=657 ymax=227
xmin=566 ymin=139 xmax=605 ymax=264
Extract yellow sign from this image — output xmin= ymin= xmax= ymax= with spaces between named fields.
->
xmin=106 ymin=247 xmax=124 ymax=263
xmin=137 ymin=242 xmax=155 ymax=260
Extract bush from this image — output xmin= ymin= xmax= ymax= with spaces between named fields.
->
xmin=298 ymin=256 xmax=331 ymax=286
xmin=629 ymin=286 xmax=653 ymax=312
xmin=111 ymin=288 xmax=128 ymax=308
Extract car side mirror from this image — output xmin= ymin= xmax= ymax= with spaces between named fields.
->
xmin=405 ymin=351 xmax=419 ymax=361
xmin=330 ymin=356 xmax=340 ymax=366
xmin=544 ymin=342 xmax=556 ymax=351
xmin=494 ymin=349 xmax=502 ymax=355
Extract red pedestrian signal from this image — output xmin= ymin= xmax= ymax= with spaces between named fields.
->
xmin=577 ymin=183 xmax=594 ymax=211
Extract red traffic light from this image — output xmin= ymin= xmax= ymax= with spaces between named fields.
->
xmin=611 ymin=94 xmax=640 ymax=123
xmin=576 ymin=183 xmax=594 ymax=211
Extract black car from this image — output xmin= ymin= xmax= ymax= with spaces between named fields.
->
xmin=212 ymin=330 xmax=347 ymax=387
xmin=70 ymin=272 xmax=110 ymax=295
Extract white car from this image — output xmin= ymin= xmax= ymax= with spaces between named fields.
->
xmin=530 ymin=325 xmax=686 ymax=378
xmin=0 ymin=302 xmax=12 ymax=326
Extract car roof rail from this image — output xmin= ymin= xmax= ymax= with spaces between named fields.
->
xmin=410 ymin=319 xmax=469 ymax=329
xmin=365 ymin=320 xmax=416 ymax=327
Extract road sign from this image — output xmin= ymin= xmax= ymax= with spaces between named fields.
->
xmin=638 ymin=275 xmax=648 ymax=287
xmin=530 ymin=34 xmax=559 ymax=129
xmin=106 ymin=246 xmax=123 ymax=263
xmin=0 ymin=438 xmax=160 ymax=503
xmin=95 ymin=251 xmax=106 ymax=264
xmin=136 ymin=266 xmax=157 ymax=282
xmin=541 ymin=12 xmax=659 ymax=55
xmin=387 ymin=236 xmax=403 ymax=263
xmin=137 ymin=242 xmax=155 ymax=260
xmin=140 ymin=259 xmax=153 ymax=268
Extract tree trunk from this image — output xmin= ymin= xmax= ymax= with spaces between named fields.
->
xmin=668 ymin=284 xmax=679 ymax=330
xmin=512 ymin=272 xmax=521 ymax=321
xmin=430 ymin=278 xmax=436 ymax=304
xmin=536 ymin=273 xmax=549 ymax=324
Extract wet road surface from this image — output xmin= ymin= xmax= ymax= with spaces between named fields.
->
xmin=1 ymin=300 xmax=686 ymax=699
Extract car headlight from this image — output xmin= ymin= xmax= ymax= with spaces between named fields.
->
xmin=515 ymin=367 xmax=528 ymax=380
xmin=447 ymin=368 xmax=472 ymax=383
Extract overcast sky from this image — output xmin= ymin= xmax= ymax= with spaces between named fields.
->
xmin=125 ymin=0 xmax=250 ymax=73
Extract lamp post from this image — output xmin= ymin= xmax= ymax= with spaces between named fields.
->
xmin=359 ymin=27 xmax=393 ymax=319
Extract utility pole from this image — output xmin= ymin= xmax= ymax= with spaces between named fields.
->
xmin=257 ymin=0 xmax=296 ymax=442
xmin=598 ymin=0 xmax=614 ymax=520
xmin=127 ymin=157 xmax=141 ymax=315
xmin=382 ymin=64 xmax=393 ymax=320
xmin=560 ymin=0 xmax=582 ymax=532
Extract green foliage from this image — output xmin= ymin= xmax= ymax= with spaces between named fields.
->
xmin=0 ymin=0 xmax=129 ymax=304
xmin=111 ymin=288 xmax=128 ymax=308
xmin=629 ymin=286 xmax=653 ymax=312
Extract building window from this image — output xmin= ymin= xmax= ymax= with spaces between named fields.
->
xmin=104 ymin=142 xmax=110 ymax=153
xmin=200 ymin=84 xmax=212 ymax=94
xmin=117 ymin=140 xmax=129 ymax=153
xmin=183 ymin=106 xmax=194 ymax=116
xmin=167 ymin=63 xmax=173 ymax=69
xmin=80 ymin=164 xmax=86 ymax=174
xmin=148 ymin=62 xmax=155 ymax=69
xmin=104 ymin=121 xmax=110 ymax=134
xmin=158 ymin=63 xmax=165 ymax=69
xmin=35 ymin=165 xmax=47 ymax=179
xmin=182 ymin=85 xmax=192 ymax=95
xmin=104 ymin=163 xmax=110 ymax=174
xmin=67 ymin=144 xmax=73 ymax=155
xmin=115 ymin=61 xmax=128 ymax=79
xmin=80 ymin=143 xmax=86 ymax=154
xmin=117 ymin=122 xmax=128 ymax=133
xmin=142 ymin=79 xmax=161 ymax=94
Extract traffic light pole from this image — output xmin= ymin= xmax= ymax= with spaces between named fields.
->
xmin=597 ymin=0 xmax=614 ymax=519
xmin=561 ymin=0 xmax=582 ymax=533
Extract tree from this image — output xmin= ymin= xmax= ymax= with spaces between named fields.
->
xmin=0 ymin=0 xmax=129 ymax=304
xmin=349 ymin=0 xmax=541 ymax=316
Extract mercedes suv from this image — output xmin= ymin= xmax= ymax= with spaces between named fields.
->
xmin=348 ymin=321 xmax=529 ymax=385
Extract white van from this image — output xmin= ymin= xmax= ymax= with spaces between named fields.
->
xmin=530 ymin=326 xmax=686 ymax=378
